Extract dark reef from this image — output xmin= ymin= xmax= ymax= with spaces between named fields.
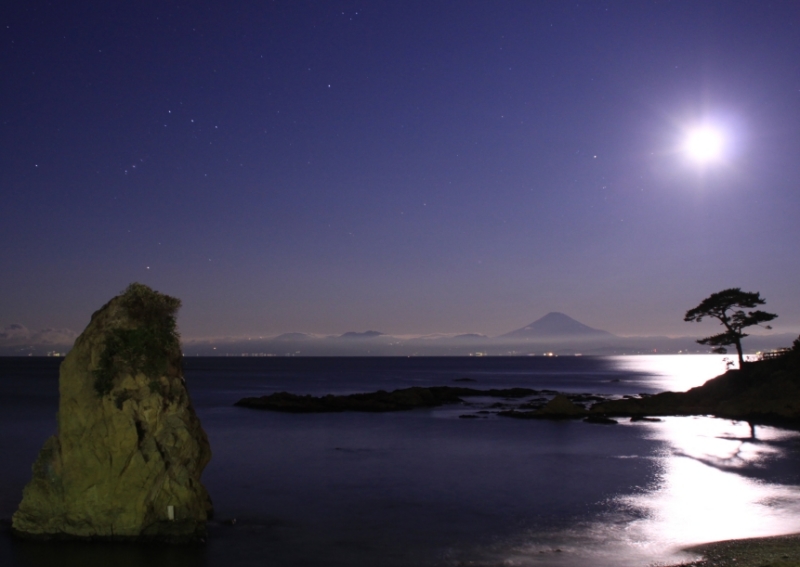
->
xmin=235 ymin=338 xmax=800 ymax=426
xmin=235 ymin=386 xmax=541 ymax=413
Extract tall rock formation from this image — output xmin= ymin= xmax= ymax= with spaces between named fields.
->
xmin=12 ymin=283 xmax=212 ymax=542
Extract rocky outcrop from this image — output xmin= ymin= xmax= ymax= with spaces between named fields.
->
xmin=235 ymin=386 xmax=541 ymax=412
xmin=12 ymin=284 xmax=212 ymax=542
xmin=498 ymin=394 xmax=590 ymax=419
xmin=591 ymin=344 xmax=800 ymax=426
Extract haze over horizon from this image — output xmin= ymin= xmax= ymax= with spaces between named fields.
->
xmin=2 ymin=309 xmax=795 ymax=358
xmin=3 ymin=1 xmax=799 ymax=345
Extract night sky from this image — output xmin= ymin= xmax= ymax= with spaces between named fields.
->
xmin=3 ymin=1 xmax=800 ymax=345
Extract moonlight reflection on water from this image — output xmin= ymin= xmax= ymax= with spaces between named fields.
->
xmin=468 ymin=418 xmax=800 ymax=567
xmin=610 ymin=354 xmax=737 ymax=393
xmin=626 ymin=418 xmax=800 ymax=547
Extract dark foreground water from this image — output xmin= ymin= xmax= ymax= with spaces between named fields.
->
xmin=1 ymin=355 xmax=799 ymax=567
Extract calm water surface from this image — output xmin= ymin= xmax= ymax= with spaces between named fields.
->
xmin=1 ymin=355 xmax=799 ymax=567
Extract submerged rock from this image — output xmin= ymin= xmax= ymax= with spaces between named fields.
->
xmin=583 ymin=415 xmax=618 ymax=425
xmin=498 ymin=394 xmax=589 ymax=419
xmin=12 ymin=283 xmax=212 ymax=542
xmin=538 ymin=395 xmax=588 ymax=417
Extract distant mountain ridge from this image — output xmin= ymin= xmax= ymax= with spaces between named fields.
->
xmin=17 ymin=310 xmax=795 ymax=357
xmin=338 ymin=330 xmax=384 ymax=339
xmin=272 ymin=332 xmax=313 ymax=341
xmin=501 ymin=312 xmax=615 ymax=339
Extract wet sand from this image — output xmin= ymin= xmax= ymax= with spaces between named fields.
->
xmin=672 ymin=533 xmax=800 ymax=567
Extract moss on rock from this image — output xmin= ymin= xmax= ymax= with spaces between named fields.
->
xmin=92 ymin=283 xmax=181 ymax=396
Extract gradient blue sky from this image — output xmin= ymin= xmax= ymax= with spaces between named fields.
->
xmin=2 ymin=1 xmax=799 ymax=341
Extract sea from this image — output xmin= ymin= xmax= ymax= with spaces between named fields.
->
xmin=1 ymin=355 xmax=799 ymax=567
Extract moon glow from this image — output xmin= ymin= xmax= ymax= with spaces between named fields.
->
xmin=684 ymin=126 xmax=724 ymax=162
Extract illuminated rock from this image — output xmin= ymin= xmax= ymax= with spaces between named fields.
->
xmin=12 ymin=284 xmax=212 ymax=542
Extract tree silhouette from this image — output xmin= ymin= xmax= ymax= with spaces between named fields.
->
xmin=684 ymin=288 xmax=777 ymax=367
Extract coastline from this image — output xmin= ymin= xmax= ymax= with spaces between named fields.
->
xmin=670 ymin=532 xmax=800 ymax=567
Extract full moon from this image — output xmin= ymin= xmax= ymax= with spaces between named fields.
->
xmin=684 ymin=126 xmax=724 ymax=162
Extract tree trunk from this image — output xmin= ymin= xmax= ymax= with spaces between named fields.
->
xmin=734 ymin=337 xmax=744 ymax=368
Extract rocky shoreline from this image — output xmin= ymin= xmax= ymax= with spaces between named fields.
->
xmin=235 ymin=342 xmax=800 ymax=427
xmin=671 ymin=532 xmax=800 ymax=567
xmin=235 ymin=386 xmax=567 ymax=413
xmin=591 ymin=344 xmax=800 ymax=427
